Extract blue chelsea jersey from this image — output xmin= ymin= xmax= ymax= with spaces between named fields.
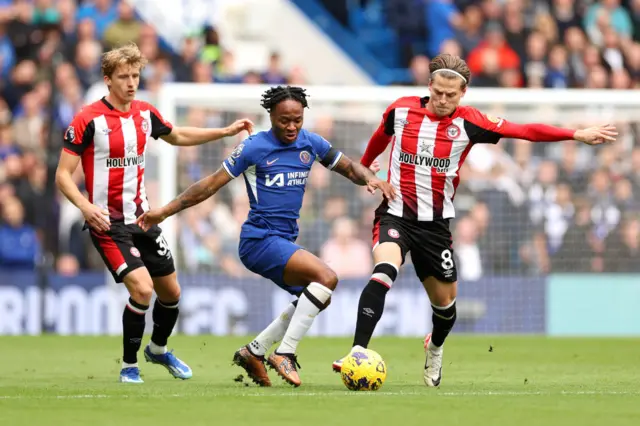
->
xmin=222 ymin=129 xmax=343 ymax=240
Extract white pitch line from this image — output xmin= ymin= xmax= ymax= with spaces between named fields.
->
xmin=243 ymin=390 xmax=640 ymax=397
xmin=1 ymin=390 xmax=638 ymax=400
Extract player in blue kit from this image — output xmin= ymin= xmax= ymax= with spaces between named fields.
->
xmin=138 ymin=86 xmax=395 ymax=387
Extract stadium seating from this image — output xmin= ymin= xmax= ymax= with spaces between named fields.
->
xmin=0 ymin=0 xmax=638 ymax=281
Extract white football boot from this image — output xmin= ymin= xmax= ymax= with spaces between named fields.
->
xmin=423 ymin=333 xmax=443 ymax=387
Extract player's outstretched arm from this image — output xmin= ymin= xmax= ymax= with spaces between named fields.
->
xmin=572 ymin=124 xmax=618 ymax=145
xmin=160 ymin=119 xmax=254 ymax=146
xmin=136 ymin=167 xmax=232 ymax=231
xmin=332 ymin=155 xmax=396 ymax=200
xmin=56 ymin=150 xmax=111 ymax=232
xmin=490 ymin=119 xmax=617 ymax=145
xmin=465 ymin=108 xmax=617 ymax=145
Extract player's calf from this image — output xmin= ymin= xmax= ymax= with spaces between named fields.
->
xmin=271 ymin=282 xmax=333 ymax=386
xmin=332 ymin=263 xmax=398 ymax=373
xmin=149 ymin=298 xmax=179 ymax=355
xmin=149 ymin=272 xmax=181 ymax=354
xmin=353 ymin=262 xmax=398 ymax=348
xmin=121 ymin=270 xmax=153 ymax=373
xmin=430 ymin=298 xmax=456 ymax=348
xmin=276 ymin=282 xmax=333 ymax=355
xmin=122 ymin=297 xmax=149 ymax=369
xmin=247 ymin=300 xmax=298 ymax=357
xmin=143 ymin=297 xmax=194 ymax=379
xmin=423 ymin=299 xmax=455 ymax=387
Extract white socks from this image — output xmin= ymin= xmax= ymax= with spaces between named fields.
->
xmin=148 ymin=340 xmax=167 ymax=355
xmin=249 ymin=302 xmax=298 ymax=356
xmin=427 ymin=339 xmax=443 ymax=354
xmin=277 ymin=283 xmax=332 ymax=354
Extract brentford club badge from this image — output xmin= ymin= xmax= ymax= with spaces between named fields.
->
xmin=141 ymin=119 xmax=149 ymax=133
xmin=130 ymin=247 xmax=141 ymax=258
xmin=388 ymin=228 xmax=400 ymax=239
xmin=300 ymin=150 xmax=311 ymax=164
xmin=446 ymin=124 xmax=460 ymax=139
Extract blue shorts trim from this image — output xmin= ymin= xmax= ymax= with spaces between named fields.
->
xmin=239 ymin=236 xmax=304 ymax=295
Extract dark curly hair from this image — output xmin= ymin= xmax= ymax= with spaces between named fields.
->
xmin=260 ymin=86 xmax=309 ymax=112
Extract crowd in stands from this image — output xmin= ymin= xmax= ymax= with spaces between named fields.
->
xmin=0 ymin=0 xmax=638 ymax=280
xmin=328 ymin=0 xmax=640 ymax=89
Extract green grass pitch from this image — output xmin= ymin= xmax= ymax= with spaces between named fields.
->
xmin=1 ymin=335 xmax=639 ymax=426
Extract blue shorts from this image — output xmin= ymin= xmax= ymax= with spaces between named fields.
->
xmin=239 ymin=236 xmax=304 ymax=295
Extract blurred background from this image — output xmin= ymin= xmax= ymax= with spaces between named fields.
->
xmin=0 ymin=0 xmax=639 ymax=337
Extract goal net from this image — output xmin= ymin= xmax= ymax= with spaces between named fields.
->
xmin=147 ymin=84 xmax=639 ymax=337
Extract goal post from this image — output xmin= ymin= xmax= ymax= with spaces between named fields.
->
xmin=149 ymin=83 xmax=639 ymax=337
xmin=155 ymin=83 xmax=636 ymax=256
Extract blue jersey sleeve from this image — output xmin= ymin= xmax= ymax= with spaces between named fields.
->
xmin=309 ymin=132 xmax=343 ymax=170
xmin=222 ymin=141 xmax=254 ymax=178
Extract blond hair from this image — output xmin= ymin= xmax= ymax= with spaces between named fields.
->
xmin=429 ymin=54 xmax=471 ymax=88
xmin=101 ymin=42 xmax=148 ymax=78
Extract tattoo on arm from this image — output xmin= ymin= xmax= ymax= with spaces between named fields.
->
xmin=333 ymin=156 xmax=374 ymax=186
xmin=165 ymin=175 xmax=218 ymax=216
xmin=179 ymin=179 xmax=216 ymax=210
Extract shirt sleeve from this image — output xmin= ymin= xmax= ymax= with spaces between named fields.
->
xmin=461 ymin=106 xmax=574 ymax=144
xmin=310 ymin=132 xmax=343 ymax=170
xmin=222 ymin=140 xmax=254 ymax=178
xmin=361 ymin=104 xmax=395 ymax=167
xmin=63 ymin=113 xmax=95 ymax=156
xmin=147 ymin=104 xmax=174 ymax=139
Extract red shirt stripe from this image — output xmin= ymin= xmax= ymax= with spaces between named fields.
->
xmin=62 ymin=98 xmax=173 ymax=225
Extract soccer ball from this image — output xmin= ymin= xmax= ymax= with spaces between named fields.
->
xmin=340 ymin=348 xmax=387 ymax=391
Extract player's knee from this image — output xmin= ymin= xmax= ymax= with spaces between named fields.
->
xmin=152 ymin=273 xmax=181 ymax=302
xmin=129 ymin=285 xmax=153 ymax=305
xmin=316 ymin=269 xmax=338 ymax=290
xmin=169 ymin=286 xmax=181 ymax=301
xmin=160 ymin=285 xmax=180 ymax=303
xmin=125 ymin=275 xmax=154 ymax=305
xmin=431 ymin=291 xmax=456 ymax=308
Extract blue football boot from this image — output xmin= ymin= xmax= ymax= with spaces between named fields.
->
xmin=143 ymin=345 xmax=193 ymax=379
xmin=119 ymin=367 xmax=144 ymax=383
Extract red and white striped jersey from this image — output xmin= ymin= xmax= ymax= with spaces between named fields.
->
xmin=361 ymin=96 xmax=574 ymax=221
xmin=63 ymin=97 xmax=173 ymax=224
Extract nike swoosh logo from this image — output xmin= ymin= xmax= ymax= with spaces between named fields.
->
xmin=432 ymin=368 xmax=442 ymax=386
xmin=266 ymin=158 xmax=278 ymax=165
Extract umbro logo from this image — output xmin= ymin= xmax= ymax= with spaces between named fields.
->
xmin=102 ymin=128 xmax=112 ymax=135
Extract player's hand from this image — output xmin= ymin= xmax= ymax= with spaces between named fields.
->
xmin=369 ymin=159 xmax=381 ymax=174
xmin=81 ymin=203 xmax=110 ymax=232
xmin=136 ymin=208 xmax=168 ymax=232
xmin=225 ymin=118 xmax=254 ymax=137
xmin=574 ymin=124 xmax=617 ymax=145
xmin=366 ymin=177 xmax=396 ymax=201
